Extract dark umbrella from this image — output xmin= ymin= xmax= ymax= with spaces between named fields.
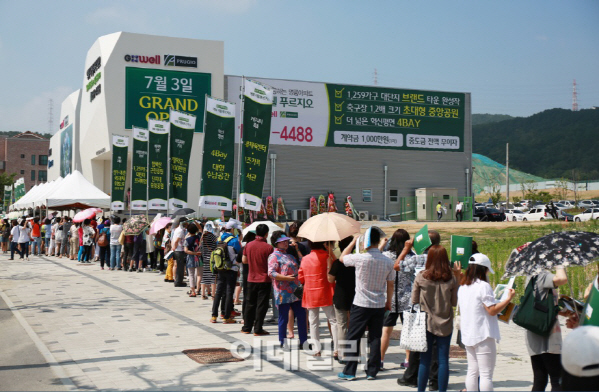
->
xmin=123 ymin=214 xmax=149 ymax=236
xmin=171 ymin=208 xmax=195 ymax=217
xmin=503 ymin=231 xmax=599 ymax=279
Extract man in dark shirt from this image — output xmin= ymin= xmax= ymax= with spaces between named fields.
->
xmin=241 ymin=224 xmax=273 ymax=336
xmin=327 ymin=236 xmax=356 ymax=363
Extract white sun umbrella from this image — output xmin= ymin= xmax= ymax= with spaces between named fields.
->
xmin=298 ymin=212 xmax=361 ymax=242
xmin=242 ymin=220 xmax=283 ymax=242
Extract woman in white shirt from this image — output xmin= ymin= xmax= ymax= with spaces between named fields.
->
xmin=17 ymin=220 xmax=32 ymax=260
xmin=457 ymin=253 xmax=515 ymax=392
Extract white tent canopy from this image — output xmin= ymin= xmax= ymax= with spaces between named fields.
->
xmin=33 ymin=177 xmax=65 ymax=208
xmin=44 ymin=170 xmax=110 ymax=209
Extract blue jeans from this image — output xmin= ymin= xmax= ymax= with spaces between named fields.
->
xmin=277 ymin=300 xmax=308 ymax=347
xmin=31 ymin=237 xmax=41 ymax=254
xmin=418 ymin=331 xmax=452 ymax=392
xmin=110 ymin=245 xmax=122 ymax=269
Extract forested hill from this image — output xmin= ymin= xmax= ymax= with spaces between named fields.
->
xmin=473 ymin=108 xmax=599 ymax=180
xmin=472 ymin=113 xmax=515 ymax=126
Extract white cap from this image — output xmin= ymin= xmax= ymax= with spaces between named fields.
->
xmin=468 ymin=253 xmax=495 ymax=274
xmin=225 ymin=221 xmax=235 ymax=230
xmin=562 ymin=326 xmax=599 ymax=377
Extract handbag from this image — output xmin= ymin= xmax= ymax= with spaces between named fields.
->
xmin=400 ymin=305 xmax=428 ymax=352
xmin=513 ymin=276 xmax=559 ymax=337
xmin=293 ymin=284 xmax=304 ymax=300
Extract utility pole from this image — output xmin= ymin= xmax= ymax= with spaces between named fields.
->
xmin=506 ymin=143 xmax=510 ymax=208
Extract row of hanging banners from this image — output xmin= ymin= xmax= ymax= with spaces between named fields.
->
xmin=2 ymin=178 xmax=25 ymax=211
xmin=111 ymin=78 xmax=274 ymax=214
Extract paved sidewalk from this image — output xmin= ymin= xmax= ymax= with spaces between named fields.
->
xmin=0 ymin=253 xmax=562 ymax=391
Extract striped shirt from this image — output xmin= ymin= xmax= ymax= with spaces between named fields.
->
xmin=343 ymin=248 xmax=395 ymax=308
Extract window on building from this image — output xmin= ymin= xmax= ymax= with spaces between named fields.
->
xmin=389 ymin=189 xmax=399 ymax=203
xmin=31 ymin=155 xmax=36 ymax=165
xmin=31 ymin=170 xmax=36 ymax=181
xmin=48 ymin=148 xmax=52 ymax=156
xmin=21 ymin=154 xmax=25 ymax=159
xmin=38 ymin=170 xmax=47 ymax=182
xmin=362 ymin=189 xmax=373 ymax=203
xmin=20 ymin=170 xmax=24 ymax=174
xmin=39 ymin=155 xmax=48 ymax=166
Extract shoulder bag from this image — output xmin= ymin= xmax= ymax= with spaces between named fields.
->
xmin=400 ymin=305 xmax=428 ymax=352
xmin=513 ymin=276 xmax=559 ymax=337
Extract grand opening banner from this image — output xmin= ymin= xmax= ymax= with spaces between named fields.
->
xmin=169 ymin=110 xmax=196 ymax=209
xmin=226 ymin=76 xmax=466 ymax=152
xmin=148 ymin=119 xmax=169 ymax=210
xmin=111 ymin=135 xmax=129 ymax=210
xmin=199 ymin=97 xmax=236 ymax=211
xmin=131 ymin=127 xmax=149 ymax=210
xmin=239 ymin=79 xmax=273 ymax=211
xmin=125 ymin=67 xmax=211 ymax=132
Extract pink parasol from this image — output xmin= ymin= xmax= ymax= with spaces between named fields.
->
xmin=73 ymin=208 xmax=102 ymax=223
xmin=149 ymin=216 xmax=172 ymax=235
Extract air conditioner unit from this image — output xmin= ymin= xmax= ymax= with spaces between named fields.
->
xmin=359 ymin=211 xmax=369 ymax=221
xmin=371 ymin=215 xmax=380 ymax=221
xmin=292 ymin=209 xmax=309 ymax=221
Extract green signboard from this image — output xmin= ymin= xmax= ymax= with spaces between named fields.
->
xmin=325 ymin=84 xmax=465 ymax=151
xmin=148 ymin=119 xmax=169 ymax=210
xmin=131 ymin=128 xmax=148 ymax=210
xmin=200 ymin=97 xmax=236 ymax=211
xmin=239 ymin=79 xmax=273 ymax=211
xmin=111 ymin=135 xmax=129 ymax=210
xmin=125 ymin=67 xmax=211 ymax=132
xmin=169 ymin=110 xmax=196 ymax=209
xmin=60 ymin=125 xmax=73 ymax=177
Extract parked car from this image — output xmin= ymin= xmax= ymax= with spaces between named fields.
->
xmin=522 ymin=206 xmax=552 ymax=221
xmin=558 ymin=200 xmax=575 ymax=208
xmin=474 ymin=207 xmax=506 ymax=222
xmin=574 ymin=208 xmax=599 ymax=222
xmin=559 ymin=210 xmax=575 ymax=222
xmin=512 ymin=202 xmax=529 ymax=211
xmin=578 ymin=200 xmax=596 ymax=209
xmin=504 ymin=209 xmax=525 ymax=221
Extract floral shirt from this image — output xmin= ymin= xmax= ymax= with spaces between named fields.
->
xmin=383 ymin=250 xmax=421 ymax=313
xmin=268 ymin=249 xmax=300 ymax=306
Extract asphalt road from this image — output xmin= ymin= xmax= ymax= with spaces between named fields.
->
xmin=0 ymin=294 xmax=67 ymax=391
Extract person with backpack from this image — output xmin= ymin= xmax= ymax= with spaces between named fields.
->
xmin=96 ymin=220 xmax=110 ymax=270
xmin=210 ymin=221 xmax=241 ymax=323
xmin=184 ymin=224 xmax=201 ymax=297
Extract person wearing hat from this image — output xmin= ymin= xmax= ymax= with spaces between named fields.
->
xmin=457 ymin=253 xmax=516 ymax=392
xmin=561 ymin=325 xmax=599 ymax=391
xmin=268 ymin=230 xmax=307 ymax=347
xmin=210 ymin=220 xmax=242 ymax=323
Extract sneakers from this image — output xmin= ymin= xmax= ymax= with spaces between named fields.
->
xmin=400 ymin=361 xmax=409 ymax=369
xmin=337 ymin=373 xmax=357 ymax=381
xmin=253 ymin=330 xmax=270 ymax=336
xmin=231 ymin=310 xmax=241 ymax=317
xmin=367 ymin=375 xmax=376 ymax=381
xmin=223 ymin=318 xmax=237 ymax=324
xmin=210 ymin=317 xmax=217 ymax=323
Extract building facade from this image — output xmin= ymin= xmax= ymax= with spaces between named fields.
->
xmin=0 ymin=132 xmax=50 ymax=191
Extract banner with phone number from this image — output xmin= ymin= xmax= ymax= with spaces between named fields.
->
xmin=226 ymin=76 xmax=465 ymax=152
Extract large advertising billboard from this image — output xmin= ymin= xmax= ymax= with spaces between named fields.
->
xmin=60 ymin=124 xmax=73 ymax=177
xmin=125 ymin=67 xmax=211 ymax=132
xmin=226 ymin=77 xmax=466 ymax=152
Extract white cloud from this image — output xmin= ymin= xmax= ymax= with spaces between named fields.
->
xmin=0 ymin=86 xmax=74 ymax=135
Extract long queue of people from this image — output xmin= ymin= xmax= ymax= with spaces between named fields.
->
xmin=3 ymin=215 xmax=597 ymax=391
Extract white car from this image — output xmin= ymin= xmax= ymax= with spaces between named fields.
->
xmin=578 ymin=200 xmax=597 ymax=209
xmin=504 ymin=209 xmax=525 ymax=221
xmin=558 ymin=200 xmax=575 ymax=208
xmin=522 ymin=207 xmax=551 ymax=221
xmin=574 ymin=208 xmax=599 ymax=222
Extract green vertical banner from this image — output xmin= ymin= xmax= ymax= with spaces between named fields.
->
xmin=199 ymin=97 xmax=236 ymax=211
xmin=3 ymin=186 xmax=11 ymax=210
xmin=582 ymin=276 xmax=599 ymax=327
xmin=169 ymin=110 xmax=196 ymax=209
xmin=131 ymin=127 xmax=149 ymax=210
xmin=111 ymin=135 xmax=129 ymax=210
xmin=148 ymin=119 xmax=169 ymax=210
xmin=239 ymin=79 xmax=273 ymax=211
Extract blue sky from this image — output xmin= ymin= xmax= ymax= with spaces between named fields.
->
xmin=1 ymin=0 xmax=598 ymax=134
